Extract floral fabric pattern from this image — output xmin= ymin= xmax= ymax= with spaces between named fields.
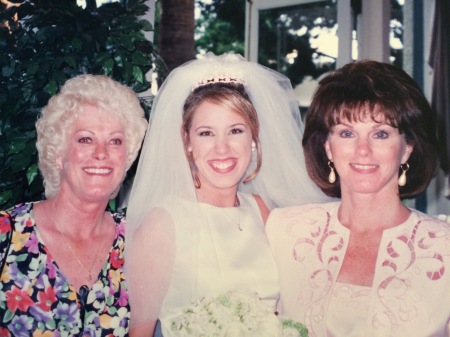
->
xmin=0 ymin=202 xmax=130 ymax=337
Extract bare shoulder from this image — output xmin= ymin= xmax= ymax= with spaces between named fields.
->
xmin=131 ymin=207 xmax=175 ymax=245
xmin=252 ymin=194 xmax=270 ymax=224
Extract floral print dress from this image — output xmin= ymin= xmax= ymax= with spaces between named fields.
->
xmin=0 ymin=202 xmax=130 ymax=337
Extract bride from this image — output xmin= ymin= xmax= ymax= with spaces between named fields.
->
xmin=125 ymin=53 xmax=328 ymax=336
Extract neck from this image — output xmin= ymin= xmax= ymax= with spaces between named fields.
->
xmin=45 ymin=196 xmax=107 ymax=238
xmin=338 ymin=192 xmax=410 ymax=233
xmin=195 ymin=188 xmax=239 ymax=207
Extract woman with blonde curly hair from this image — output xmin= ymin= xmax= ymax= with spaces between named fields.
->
xmin=0 ymin=74 xmax=147 ymax=336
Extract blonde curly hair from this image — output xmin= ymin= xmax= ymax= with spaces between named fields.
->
xmin=36 ymin=74 xmax=148 ymax=198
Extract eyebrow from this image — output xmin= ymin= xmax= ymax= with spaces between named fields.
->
xmin=194 ymin=122 xmax=247 ymax=132
xmin=74 ymin=129 xmax=125 ymax=135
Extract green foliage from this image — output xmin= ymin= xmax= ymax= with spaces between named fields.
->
xmin=0 ymin=0 xmax=165 ymax=210
xmin=195 ymin=0 xmax=336 ymax=86
xmin=196 ymin=0 xmax=245 ymax=56
xmin=257 ymin=1 xmax=337 ymax=86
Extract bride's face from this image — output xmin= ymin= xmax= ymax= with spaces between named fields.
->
xmin=187 ymin=100 xmax=254 ymax=193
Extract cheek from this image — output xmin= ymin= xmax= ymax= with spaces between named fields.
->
xmin=238 ymin=139 xmax=253 ymax=163
xmin=385 ymin=144 xmax=405 ymax=162
xmin=61 ymin=147 xmax=84 ymax=167
xmin=117 ymin=146 xmax=127 ymax=159
xmin=114 ymin=146 xmax=128 ymax=168
xmin=116 ymin=149 xmax=128 ymax=169
xmin=189 ymin=140 xmax=209 ymax=159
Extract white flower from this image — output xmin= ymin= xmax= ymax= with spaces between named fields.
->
xmin=170 ymin=289 xmax=308 ymax=337
xmin=252 ymin=315 xmax=282 ymax=336
xmin=224 ymin=322 xmax=248 ymax=337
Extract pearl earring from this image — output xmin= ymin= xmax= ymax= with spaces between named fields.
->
xmin=251 ymin=142 xmax=256 ymax=152
xmin=398 ymin=163 xmax=410 ymax=186
xmin=328 ymin=160 xmax=336 ymax=183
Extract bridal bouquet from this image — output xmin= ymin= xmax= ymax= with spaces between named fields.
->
xmin=170 ymin=289 xmax=308 ymax=337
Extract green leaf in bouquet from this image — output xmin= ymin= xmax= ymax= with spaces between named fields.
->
xmin=281 ymin=317 xmax=309 ymax=337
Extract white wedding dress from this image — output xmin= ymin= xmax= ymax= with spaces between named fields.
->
xmin=158 ymin=192 xmax=279 ymax=336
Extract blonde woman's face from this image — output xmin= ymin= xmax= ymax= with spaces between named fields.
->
xmin=187 ymin=101 xmax=253 ymax=195
xmin=56 ymin=104 xmax=127 ymax=202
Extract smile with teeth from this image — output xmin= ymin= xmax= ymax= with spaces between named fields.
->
xmin=209 ymin=159 xmax=236 ymax=171
xmin=84 ymin=167 xmax=112 ymax=174
xmin=351 ymin=164 xmax=377 ymax=170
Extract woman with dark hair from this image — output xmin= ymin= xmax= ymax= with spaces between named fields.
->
xmin=266 ymin=60 xmax=450 ymax=337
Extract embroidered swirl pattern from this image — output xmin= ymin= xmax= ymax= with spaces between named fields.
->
xmin=280 ymin=205 xmax=450 ymax=337
xmin=287 ymin=205 xmax=345 ymax=337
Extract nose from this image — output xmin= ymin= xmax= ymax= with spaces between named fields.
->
xmin=214 ymin=136 xmax=230 ymax=153
xmin=94 ymin=142 xmax=108 ymax=160
xmin=356 ymin=137 xmax=372 ymax=156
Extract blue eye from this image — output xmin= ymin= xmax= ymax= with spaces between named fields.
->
xmin=374 ymin=130 xmax=388 ymax=139
xmin=339 ymin=130 xmax=353 ymax=138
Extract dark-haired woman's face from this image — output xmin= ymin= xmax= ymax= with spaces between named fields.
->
xmin=324 ymin=115 xmax=413 ymax=197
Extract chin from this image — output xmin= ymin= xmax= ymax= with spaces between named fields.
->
xmin=81 ymin=190 xmax=115 ymax=202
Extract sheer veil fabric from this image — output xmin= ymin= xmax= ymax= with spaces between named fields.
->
xmin=125 ymin=53 xmax=330 ymax=327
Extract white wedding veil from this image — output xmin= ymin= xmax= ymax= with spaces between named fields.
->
xmin=124 ymin=53 xmax=330 ymax=327
xmin=126 ymin=52 xmax=328 ymax=230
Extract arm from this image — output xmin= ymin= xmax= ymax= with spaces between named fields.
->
xmin=0 ymin=210 xmax=13 ymax=277
xmin=127 ymin=208 xmax=175 ymax=337
xmin=130 ymin=322 xmax=158 ymax=337
xmin=252 ymin=194 xmax=270 ymax=224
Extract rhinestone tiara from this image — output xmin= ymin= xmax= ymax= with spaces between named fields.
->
xmin=192 ymin=74 xmax=245 ymax=90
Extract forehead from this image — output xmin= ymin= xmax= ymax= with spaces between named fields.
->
xmin=72 ymin=104 xmax=124 ymax=131
xmin=192 ymin=100 xmax=246 ymax=123
xmin=332 ymin=103 xmax=391 ymax=126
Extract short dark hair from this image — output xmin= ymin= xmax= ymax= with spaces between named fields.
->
xmin=302 ymin=59 xmax=439 ymax=199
